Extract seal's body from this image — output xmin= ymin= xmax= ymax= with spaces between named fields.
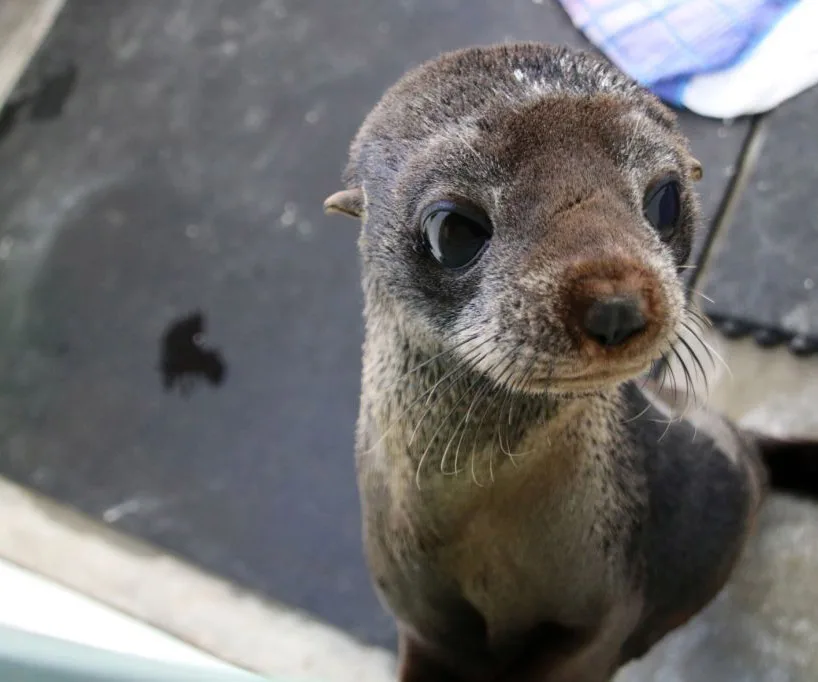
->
xmin=324 ymin=43 xmax=818 ymax=681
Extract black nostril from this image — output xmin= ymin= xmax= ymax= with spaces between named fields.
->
xmin=583 ymin=296 xmax=647 ymax=347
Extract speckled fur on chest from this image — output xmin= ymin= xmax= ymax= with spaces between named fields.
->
xmin=358 ymin=370 xmax=642 ymax=640
xmin=440 ymin=431 xmax=634 ymax=637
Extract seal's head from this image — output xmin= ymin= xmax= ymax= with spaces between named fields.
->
xmin=325 ymin=43 xmax=703 ymax=394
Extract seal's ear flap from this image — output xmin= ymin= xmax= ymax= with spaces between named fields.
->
xmin=689 ymin=157 xmax=703 ymax=182
xmin=324 ymin=188 xmax=364 ymax=219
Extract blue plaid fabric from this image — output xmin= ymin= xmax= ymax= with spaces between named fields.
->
xmin=560 ymin=0 xmax=798 ymax=105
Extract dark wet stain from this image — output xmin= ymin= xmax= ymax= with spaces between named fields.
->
xmin=29 ymin=62 xmax=78 ymax=120
xmin=160 ymin=311 xmax=226 ymax=395
xmin=44 ymin=340 xmax=71 ymax=358
xmin=0 ymin=60 xmax=78 ymax=144
xmin=0 ymin=101 xmax=24 ymax=142
xmin=0 ymin=82 xmax=30 ymax=144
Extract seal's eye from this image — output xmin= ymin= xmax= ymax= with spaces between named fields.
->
xmin=643 ymin=177 xmax=681 ymax=239
xmin=421 ymin=201 xmax=492 ymax=269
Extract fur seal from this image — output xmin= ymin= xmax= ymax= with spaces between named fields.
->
xmin=324 ymin=42 xmax=818 ymax=682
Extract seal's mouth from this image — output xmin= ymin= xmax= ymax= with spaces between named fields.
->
xmin=525 ymin=358 xmax=657 ymax=393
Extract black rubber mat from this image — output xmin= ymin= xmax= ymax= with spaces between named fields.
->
xmin=0 ymin=0 xmax=750 ymax=648
xmin=700 ymin=85 xmax=818 ymax=357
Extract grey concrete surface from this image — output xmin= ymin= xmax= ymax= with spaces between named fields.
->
xmin=0 ymin=476 xmax=396 ymax=682
xmin=702 ymin=82 xmax=818 ymax=356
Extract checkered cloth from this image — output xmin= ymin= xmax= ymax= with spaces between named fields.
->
xmin=558 ymin=0 xmax=817 ymax=116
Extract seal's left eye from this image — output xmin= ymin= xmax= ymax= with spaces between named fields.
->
xmin=421 ymin=201 xmax=492 ymax=269
xmin=643 ymin=176 xmax=682 ymax=239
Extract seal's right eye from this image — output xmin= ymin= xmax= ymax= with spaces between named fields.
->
xmin=421 ymin=201 xmax=492 ymax=269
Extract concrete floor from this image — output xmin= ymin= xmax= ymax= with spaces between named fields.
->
xmin=0 ymin=476 xmax=396 ymax=682
xmin=1 ymin=3 xmax=817 ymax=681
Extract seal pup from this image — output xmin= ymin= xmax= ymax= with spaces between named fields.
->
xmin=324 ymin=42 xmax=818 ymax=682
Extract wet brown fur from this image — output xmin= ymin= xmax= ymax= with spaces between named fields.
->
xmin=324 ymin=43 xmax=818 ymax=681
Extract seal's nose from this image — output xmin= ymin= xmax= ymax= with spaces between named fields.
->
xmin=582 ymin=296 xmax=646 ymax=347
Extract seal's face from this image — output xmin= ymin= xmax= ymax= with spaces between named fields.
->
xmin=326 ymin=44 xmax=703 ymax=395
